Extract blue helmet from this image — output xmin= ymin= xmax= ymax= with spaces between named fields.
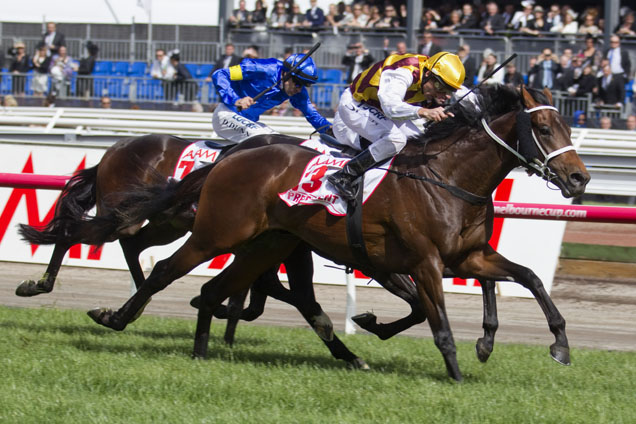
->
xmin=283 ymin=53 xmax=319 ymax=85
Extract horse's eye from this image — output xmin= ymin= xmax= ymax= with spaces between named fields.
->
xmin=539 ymin=126 xmax=551 ymax=136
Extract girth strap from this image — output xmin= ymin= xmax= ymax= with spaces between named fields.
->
xmin=345 ymin=175 xmax=374 ymax=271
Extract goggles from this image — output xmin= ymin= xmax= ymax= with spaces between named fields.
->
xmin=290 ymin=75 xmax=312 ymax=87
xmin=432 ymin=76 xmax=456 ymax=95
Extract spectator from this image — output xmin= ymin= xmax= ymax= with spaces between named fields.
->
xmin=365 ymin=6 xmax=382 ymax=28
xmin=340 ymin=3 xmax=368 ymax=29
xmin=579 ymin=35 xmax=602 ymax=72
xmin=325 ymin=4 xmax=341 ymax=30
xmin=596 ymin=64 xmax=625 ymax=108
xmin=31 ymin=43 xmax=51 ymax=97
xmin=578 ymin=14 xmax=601 ymax=36
xmin=269 ymin=1 xmax=289 ymax=28
xmin=205 ymin=43 xmax=241 ymax=82
xmin=572 ymin=111 xmax=587 ymax=128
xmin=150 ymin=48 xmax=176 ymax=100
xmin=574 ymin=65 xmax=597 ymax=97
xmin=251 ymin=0 xmax=268 ymax=26
xmin=303 ymin=0 xmax=325 ymax=29
xmin=554 ymin=55 xmax=575 ymax=91
xmin=480 ymin=1 xmax=506 ymax=35
xmin=459 ymin=3 xmax=479 ymax=30
xmin=41 ymin=22 xmax=66 ymax=56
xmin=375 ymin=4 xmax=401 ymax=28
xmin=49 ymin=46 xmax=77 ymax=97
xmin=520 ymin=6 xmax=551 ymax=36
xmin=383 ymin=39 xmax=408 ymax=58
xmin=170 ymin=52 xmax=197 ymax=102
xmin=77 ymin=41 xmax=99 ymax=99
xmin=599 ymin=116 xmax=612 ymax=129
xmin=528 ymin=48 xmax=561 ymax=90
xmin=546 ymin=4 xmax=562 ymax=29
xmin=626 ymin=115 xmax=636 ymax=131
xmin=342 ymin=42 xmax=374 ymax=84
xmin=477 ymin=52 xmax=504 ymax=85
xmin=615 ymin=11 xmax=636 ymax=37
xmin=503 ymin=62 xmax=524 ymax=87
xmin=9 ymin=41 xmax=30 ymax=95
xmin=502 ymin=4 xmax=516 ymax=28
xmin=229 ymin=0 xmax=251 ymax=28
xmin=510 ymin=0 xmax=535 ymax=31
xmin=286 ymin=4 xmax=306 ymax=30
xmin=418 ymin=31 xmax=441 ymax=57
xmin=457 ymin=44 xmax=477 ymax=88
xmin=420 ymin=8 xmax=440 ymax=31
xmin=100 ymin=96 xmax=112 ymax=108
xmin=281 ymin=47 xmax=293 ymax=61
xmin=604 ymin=35 xmax=631 ymax=81
xmin=242 ymin=45 xmax=260 ymax=59
xmin=398 ymin=4 xmax=408 ymax=27
xmin=440 ymin=10 xmax=463 ymax=34
xmin=551 ymin=10 xmax=578 ymax=35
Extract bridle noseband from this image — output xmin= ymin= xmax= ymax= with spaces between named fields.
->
xmin=480 ymin=104 xmax=575 ymax=182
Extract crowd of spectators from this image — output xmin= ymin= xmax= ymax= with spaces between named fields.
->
xmin=225 ymin=0 xmax=636 ymax=38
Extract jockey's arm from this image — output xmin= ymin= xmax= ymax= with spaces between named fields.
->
xmin=378 ymin=68 xmax=448 ymax=122
xmin=289 ymin=89 xmax=332 ymax=133
xmin=212 ymin=68 xmax=242 ymax=111
xmin=212 ymin=59 xmax=269 ymax=112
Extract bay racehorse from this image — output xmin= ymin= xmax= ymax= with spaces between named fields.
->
xmin=88 ymin=85 xmax=589 ymax=381
xmin=15 ymin=132 xmax=388 ymax=368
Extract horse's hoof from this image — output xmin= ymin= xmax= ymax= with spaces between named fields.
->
xmin=348 ymin=358 xmax=370 ymax=371
xmin=15 ymin=280 xmax=50 ymax=297
xmin=311 ymin=311 xmax=334 ymax=342
xmin=191 ymin=352 xmax=206 ymax=360
xmin=352 ymin=312 xmax=377 ymax=330
xmin=190 ymin=295 xmax=201 ymax=309
xmin=475 ymin=338 xmax=493 ymax=363
xmin=87 ymin=308 xmax=124 ymax=331
xmin=550 ymin=344 xmax=571 ymax=366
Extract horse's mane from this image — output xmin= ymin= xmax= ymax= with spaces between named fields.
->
xmin=415 ymin=84 xmax=550 ymax=145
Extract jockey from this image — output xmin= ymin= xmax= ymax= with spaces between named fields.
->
xmin=329 ymin=51 xmax=466 ymax=200
xmin=212 ymin=53 xmax=331 ymax=143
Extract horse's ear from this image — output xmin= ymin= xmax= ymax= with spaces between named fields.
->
xmin=542 ymin=86 xmax=554 ymax=105
xmin=520 ymin=84 xmax=534 ymax=107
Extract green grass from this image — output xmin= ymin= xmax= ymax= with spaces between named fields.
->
xmin=1 ymin=306 xmax=635 ymax=424
xmin=561 ymin=243 xmax=636 ymax=263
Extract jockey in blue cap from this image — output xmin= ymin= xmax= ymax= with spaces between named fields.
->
xmin=212 ymin=53 xmax=332 ymax=142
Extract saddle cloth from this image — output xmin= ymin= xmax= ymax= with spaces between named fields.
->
xmin=280 ymin=139 xmax=393 ymax=216
xmin=173 ymin=140 xmax=224 ymax=180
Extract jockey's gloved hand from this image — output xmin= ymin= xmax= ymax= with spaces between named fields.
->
xmin=324 ymin=126 xmax=335 ymax=138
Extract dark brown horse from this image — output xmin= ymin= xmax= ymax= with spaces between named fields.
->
xmin=16 ymin=132 xmax=375 ymax=368
xmin=88 ymin=85 xmax=589 ymax=381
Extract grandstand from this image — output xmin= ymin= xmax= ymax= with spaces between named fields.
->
xmin=1 ymin=1 xmax=635 ymax=125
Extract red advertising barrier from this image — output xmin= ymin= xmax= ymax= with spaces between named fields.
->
xmin=0 ymin=173 xmax=635 ymax=223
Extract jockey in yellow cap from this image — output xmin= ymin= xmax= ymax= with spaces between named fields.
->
xmin=329 ymin=51 xmax=466 ymax=200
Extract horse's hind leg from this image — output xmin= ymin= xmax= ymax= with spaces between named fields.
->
xmin=223 ymin=288 xmax=249 ymax=346
xmin=16 ymin=242 xmax=71 ymax=297
xmin=476 ymin=279 xmax=498 ymax=363
xmin=455 ymin=247 xmax=569 ymax=366
xmin=353 ymin=273 xmax=427 ymax=340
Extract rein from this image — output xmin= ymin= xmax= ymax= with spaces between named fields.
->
xmin=480 ymin=105 xmax=575 ymax=182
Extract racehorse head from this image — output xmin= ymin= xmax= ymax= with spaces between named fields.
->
xmin=516 ymin=86 xmax=590 ymax=198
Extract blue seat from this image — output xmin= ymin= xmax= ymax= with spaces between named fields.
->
xmin=199 ymin=64 xmax=214 ymax=78
xmin=323 ymin=69 xmax=343 ymax=84
xmin=93 ymin=61 xmax=114 ymax=75
xmin=129 ymin=62 xmax=147 ymax=76
xmin=136 ymin=78 xmax=163 ymax=100
xmin=113 ymin=61 xmax=129 ymax=76
xmin=184 ymin=63 xmax=198 ymax=79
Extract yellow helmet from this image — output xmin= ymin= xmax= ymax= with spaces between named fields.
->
xmin=424 ymin=52 xmax=465 ymax=90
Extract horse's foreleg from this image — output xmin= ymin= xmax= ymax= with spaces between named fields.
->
xmin=223 ymin=288 xmax=249 ymax=346
xmin=412 ymin=254 xmax=462 ymax=382
xmin=456 ymin=247 xmax=569 ymax=366
xmin=353 ymin=273 xmax=426 ymax=340
xmin=89 ymin=237 xmax=216 ymax=331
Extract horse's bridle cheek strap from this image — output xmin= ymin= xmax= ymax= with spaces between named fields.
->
xmin=525 ymin=105 xmax=575 ymax=166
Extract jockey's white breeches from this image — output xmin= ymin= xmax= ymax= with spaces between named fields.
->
xmin=212 ymin=103 xmax=278 ymax=143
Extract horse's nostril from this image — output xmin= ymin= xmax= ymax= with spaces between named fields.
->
xmin=569 ymin=172 xmax=589 ymax=186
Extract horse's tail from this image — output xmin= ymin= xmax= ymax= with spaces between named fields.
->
xmin=18 ymin=165 xmax=99 ymax=245
xmin=112 ymin=163 xmax=215 ymax=234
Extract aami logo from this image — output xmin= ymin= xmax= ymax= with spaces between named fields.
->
xmin=0 ymin=154 xmax=103 ymax=260
xmin=452 ymin=178 xmax=513 ymax=287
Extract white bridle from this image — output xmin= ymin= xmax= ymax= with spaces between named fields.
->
xmin=481 ymin=105 xmax=575 ymax=179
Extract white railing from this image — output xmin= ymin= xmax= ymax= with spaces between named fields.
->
xmin=1 ymin=106 xmax=635 ymax=196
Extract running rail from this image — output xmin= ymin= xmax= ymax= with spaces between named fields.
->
xmin=1 ymin=173 xmax=635 ymax=223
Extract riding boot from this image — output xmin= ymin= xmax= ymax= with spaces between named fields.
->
xmin=327 ymin=149 xmax=378 ymax=201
